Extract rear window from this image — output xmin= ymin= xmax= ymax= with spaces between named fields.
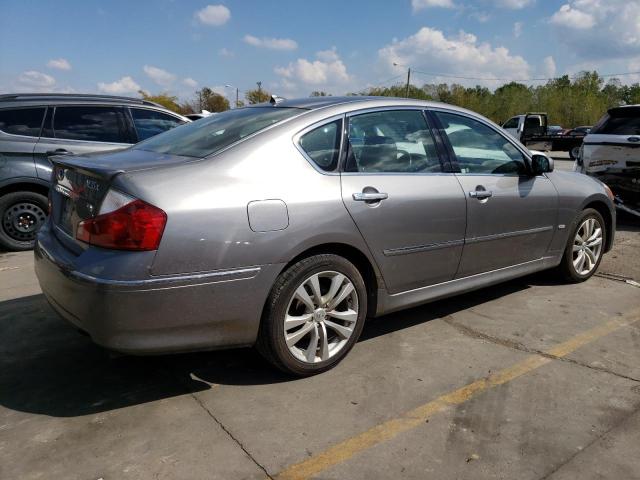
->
xmin=591 ymin=108 xmax=640 ymax=135
xmin=134 ymin=107 xmax=301 ymax=158
xmin=0 ymin=107 xmax=46 ymax=136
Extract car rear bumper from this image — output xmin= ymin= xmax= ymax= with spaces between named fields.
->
xmin=34 ymin=225 xmax=283 ymax=354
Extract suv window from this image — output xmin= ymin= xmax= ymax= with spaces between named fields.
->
xmin=299 ymin=119 xmax=342 ymax=171
xmin=53 ymin=106 xmax=128 ymax=143
xmin=435 ymin=111 xmax=527 ymax=175
xmin=0 ymin=107 xmax=46 ymax=137
xmin=591 ymin=108 xmax=640 ymax=135
xmin=130 ymin=108 xmax=185 ymax=141
xmin=345 ymin=110 xmax=441 ymax=173
xmin=503 ymin=117 xmax=519 ymax=129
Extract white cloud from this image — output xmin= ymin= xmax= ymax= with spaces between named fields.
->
xmin=550 ymin=3 xmax=595 ymax=29
xmin=549 ymin=0 xmax=640 ymax=59
xmin=378 ymin=27 xmax=531 ymax=86
xmin=218 ymin=47 xmax=234 ymax=57
xmin=412 ymin=0 xmax=455 ymax=10
xmin=513 ymin=21 xmax=523 ymax=37
xmin=183 ymin=77 xmax=198 ymax=88
xmin=18 ymin=70 xmax=56 ymax=89
xmin=97 ymin=76 xmax=140 ymax=94
xmin=47 ymin=58 xmax=71 ymax=71
xmin=143 ymin=65 xmax=176 ymax=88
xmin=243 ymin=35 xmax=297 ymax=51
xmin=194 ymin=4 xmax=230 ymax=26
xmin=493 ymin=0 xmax=534 ymax=9
xmin=275 ymin=49 xmax=351 ymax=85
xmin=541 ymin=56 xmax=557 ymax=78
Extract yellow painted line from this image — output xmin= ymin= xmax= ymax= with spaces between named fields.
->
xmin=275 ymin=308 xmax=640 ymax=480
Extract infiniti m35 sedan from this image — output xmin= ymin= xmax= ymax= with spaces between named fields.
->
xmin=35 ymin=96 xmax=615 ymax=375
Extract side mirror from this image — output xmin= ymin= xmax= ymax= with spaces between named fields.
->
xmin=531 ymin=153 xmax=554 ymax=174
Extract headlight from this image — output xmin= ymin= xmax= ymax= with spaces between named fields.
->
xmin=603 ymin=183 xmax=615 ymax=201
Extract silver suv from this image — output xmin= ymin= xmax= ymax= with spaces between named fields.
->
xmin=0 ymin=93 xmax=188 ymax=250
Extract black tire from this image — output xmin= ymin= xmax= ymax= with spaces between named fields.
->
xmin=569 ymin=146 xmax=581 ymax=160
xmin=257 ymin=254 xmax=367 ymax=376
xmin=556 ymin=208 xmax=606 ymax=283
xmin=0 ymin=191 xmax=48 ymax=251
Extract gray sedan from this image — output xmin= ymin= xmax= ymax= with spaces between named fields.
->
xmin=35 ymin=97 xmax=615 ymax=376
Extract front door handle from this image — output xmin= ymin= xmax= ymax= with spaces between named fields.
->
xmin=353 ymin=192 xmax=388 ymax=202
xmin=469 ymin=190 xmax=493 ymax=199
xmin=46 ymin=149 xmax=73 ymax=157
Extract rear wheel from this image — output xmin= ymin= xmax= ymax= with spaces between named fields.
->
xmin=569 ymin=146 xmax=581 ymax=160
xmin=557 ymin=208 xmax=605 ymax=282
xmin=0 ymin=191 xmax=48 ymax=251
xmin=257 ymin=254 xmax=367 ymax=376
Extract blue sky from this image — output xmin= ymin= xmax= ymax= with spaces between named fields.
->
xmin=1 ymin=0 xmax=639 ymax=102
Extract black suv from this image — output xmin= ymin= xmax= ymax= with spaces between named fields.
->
xmin=0 ymin=93 xmax=188 ymax=250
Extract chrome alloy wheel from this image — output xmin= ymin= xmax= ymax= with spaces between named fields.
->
xmin=284 ymin=271 xmax=359 ymax=364
xmin=572 ymin=217 xmax=603 ymax=276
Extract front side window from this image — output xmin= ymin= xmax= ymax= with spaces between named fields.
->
xmin=135 ymin=107 xmax=301 ymax=158
xmin=0 ymin=107 xmax=46 ymax=137
xmin=434 ymin=111 xmax=527 ymax=175
xmin=345 ymin=110 xmax=441 ymax=173
xmin=131 ymin=108 xmax=185 ymax=141
xmin=299 ymin=119 xmax=341 ymax=171
xmin=53 ymin=106 xmax=128 ymax=143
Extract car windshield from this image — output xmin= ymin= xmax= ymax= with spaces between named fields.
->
xmin=134 ymin=107 xmax=302 ymax=158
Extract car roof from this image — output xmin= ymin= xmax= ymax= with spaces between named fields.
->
xmin=0 ymin=93 xmax=163 ymax=108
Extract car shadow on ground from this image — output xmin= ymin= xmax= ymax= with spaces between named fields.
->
xmin=0 ymin=271 xmax=561 ymax=419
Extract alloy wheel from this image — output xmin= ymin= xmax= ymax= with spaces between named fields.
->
xmin=572 ymin=217 xmax=603 ymax=276
xmin=284 ymin=271 xmax=359 ymax=364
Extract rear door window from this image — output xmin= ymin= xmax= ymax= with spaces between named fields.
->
xmin=53 ymin=106 xmax=129 ymax=143
xmin=130 ymin=108 xmax=185 ymax=141
xmin=0 ymin=107 xmax=46 ymax=137
xmin=299 ymin=119 xmax=342 ymax=171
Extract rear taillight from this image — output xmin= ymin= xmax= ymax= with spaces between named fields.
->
xmin=76 ymin=195 xmax=167 ymax=251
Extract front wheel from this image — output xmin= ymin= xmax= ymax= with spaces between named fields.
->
xmin=257 ymin=254 xmax=367 ymax=376
xmin=557 ymin=208 xmax=605 ymax=282
xmin=0 ymin=191 xmax=48 ymax=251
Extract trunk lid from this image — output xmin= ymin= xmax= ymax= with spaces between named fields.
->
xmin=49 ymin=149 xmax=192 ymax=252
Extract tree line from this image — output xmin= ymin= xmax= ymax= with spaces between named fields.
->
xmin=142 ymin=71 xmax=640 ymax=128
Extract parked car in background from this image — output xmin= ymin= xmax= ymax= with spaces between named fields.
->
xmin=563 ymin=125 xmax=591 ymax=136
xmin=35 ymin=96 xmax=615 ymax=376
xmin=0 ymin=93 xmax=189 ymax=250
xmin=502 ymin=113 xmax=585 ymax=159
xmin=548 ymin=125 xmax=563 ymax=135
xmin=184 ymin=110 xmax=214 ymax=121
xmin=575 ymin=105 xmax=640 ymax=217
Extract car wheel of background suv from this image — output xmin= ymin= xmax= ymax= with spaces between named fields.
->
xmin=257 ymin=254 xmax=368 ymax=376
xmin=0 ymin=191 xmax=48 ymax=251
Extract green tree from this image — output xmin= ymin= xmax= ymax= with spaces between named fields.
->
xmin=195 ymin=87 xmax=230 ymax=113
xmin=138 ymin=91 xmax=182 ymax=113
xmin=310 ymin=91 xmax=331 ymax=97
xmin=245 ymin=87 xmax=271 ymax=104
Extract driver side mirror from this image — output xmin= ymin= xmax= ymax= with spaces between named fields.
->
xmin=531 ymin=153 xmax=554 ymax=175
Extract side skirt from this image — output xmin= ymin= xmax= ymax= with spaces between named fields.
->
xmin=375 ymin=256 xmax=561 ymax=316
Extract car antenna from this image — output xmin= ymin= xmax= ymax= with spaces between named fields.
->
xmin=270 ymin=94 xmax=285 ymax=105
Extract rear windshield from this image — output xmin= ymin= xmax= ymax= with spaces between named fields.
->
xmin=134 ymin=107 xmax=302 ymax=158
xmin=590 ymin=107 xmax=640 ymax=135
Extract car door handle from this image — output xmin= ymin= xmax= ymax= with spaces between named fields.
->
xmin=469 ymin=190 xmax=493 ymax=199
xmin=353 ymin=192 xmax=388 ymax=202
xmin=46 ymin=149 xmax=73 ymax=156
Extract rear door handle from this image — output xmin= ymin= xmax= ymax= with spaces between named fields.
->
xmin=46 ymin=149 xmax=73 ymax=156
xmin=353 ymin=192 xmax=388 ymax=202
xmin=469 ymin=190 xmax=493 ymax=199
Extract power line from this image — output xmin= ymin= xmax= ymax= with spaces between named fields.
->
xmin=407 ymin=68 xmax=640 ymax=83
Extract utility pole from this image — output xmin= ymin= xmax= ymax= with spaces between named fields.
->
xmin=405 ymin=68 xmax=411 ymax=98
xmin=257 ymin=81 xmax=262 ymax=97
xmin=235 ymin=87 xmax=239 ymax=108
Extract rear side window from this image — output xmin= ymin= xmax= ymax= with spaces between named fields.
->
xmin=53 ymin=106 xmax=129 ymax=143
xmin=135 ymin=107 xmax=300 ymax=158
xmin=299 ymin=119 xmax=342 ymax=171
xmin=0 ymin=107 xmax=46 ymax=137
xmin=130 ymin=108 xmax=185 ymax=141
xmin=591 ymin=109 xmax=640 ymax=135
